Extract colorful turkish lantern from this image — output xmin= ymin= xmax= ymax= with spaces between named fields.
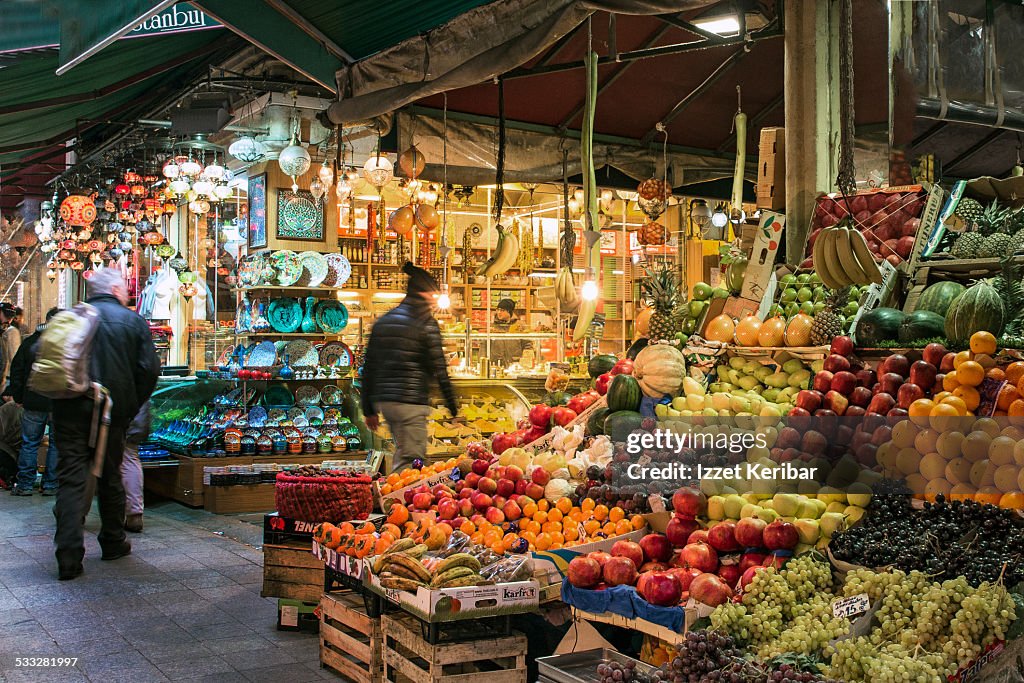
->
xmin=59 ymin=195 xmax=97 ymax=227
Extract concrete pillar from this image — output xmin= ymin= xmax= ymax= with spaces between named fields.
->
xmin=784 ymin=0 xmax=840 ymax=262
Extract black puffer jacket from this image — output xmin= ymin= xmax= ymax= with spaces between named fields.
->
xmin=361 ymin=296 xmax=457 ymax=417
xmin=54 ymin=294 xmax=160 ymax=424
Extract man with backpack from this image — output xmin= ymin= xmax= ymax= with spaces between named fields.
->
xmin=31 ymin=268 xmax=159 ymax=580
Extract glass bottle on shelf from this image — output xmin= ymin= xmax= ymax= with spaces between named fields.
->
xmin=251 ymin=299 xmax=270 ymax=332
xmin=279 ymin=353 xmax=295 ymax=380
xmin=359 ymin=274 xmax=367 ymax=289
xmin=301 ymin=296 xmax=318 ymax=333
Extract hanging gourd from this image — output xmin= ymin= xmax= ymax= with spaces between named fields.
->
xmin=730 ymin=86 xmax=747 ymax=228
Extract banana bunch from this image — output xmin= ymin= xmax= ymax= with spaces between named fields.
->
xmin=428 ymin=553 xmax=490 ymax=588
xmin=375 ymin=549 xmax=432 ymax=591
xmin=477 ymin=224 xmax=520 ymax=278
xmin=555 ymin=267 xmax=579 ymax=313
xmin=573 ymin=297 xmax=597 ymax=342
xmin=812 ymin=223 xmax=883 ymax=289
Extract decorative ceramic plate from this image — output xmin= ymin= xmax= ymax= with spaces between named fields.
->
xmin=304 ymin=406 xmax=324 ymax=421
xmin=297 ymin=251 xmax=329 ymax=287
xmin=248 ymin=406 xmax=268 ymax=427
xmin=216 ymin=345 xmax=236 ymax=368
xmin=287 ymin=407 xmax=305 ymax=420
xmin=323 ymin=253 xmax=352 ymax=288
xmin=318 ymin=343 xmax=351 ymax=368
xmin=263 ymin=384 xmax=294 ymax=408
xmin=270 ymin=250 xmax=302 ymax=286
xmin=284 ymin=339 xmax=318 ymax=367
xmin=315 ymin=300 xmax=349 ymax=333
xmin=274 ymin=341 xmax=289 ymax=355
xmin=247 ymin=341 xmax=277 ymax=368
xmin=293 ymin=416 xmax=309 ymax=428
xmin=324 ymin=407 xmax=343 ymax=420
xmin=268 ymin=408 xmax=286 ymax=421
xmin=267 ymin=298 xmax=302 ymax=333
xmin=295 ymin=386 xmax=321 ymax=406
xmin=320 ymin=385 xmax=342 ymax=404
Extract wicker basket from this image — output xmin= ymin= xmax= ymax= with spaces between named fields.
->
xmin=274 ymin=472 xmax=373 ymax=522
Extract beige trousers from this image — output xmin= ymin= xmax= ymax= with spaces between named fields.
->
xmin=377 ymin=402 xmax=432 ymax=473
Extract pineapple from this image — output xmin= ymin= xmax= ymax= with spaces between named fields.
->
xmin=1010 ymin=228 xmax=1024 ymax=255
xmin=976 ymin=200 xmax=1011 ymax=236
xmin=978 ymin=233 xmax=1013 ymax=258
xmin=954 ymin=197 xmax=984 ymax=227
xmin=951 ymin=232 xmax=985 ymax=259
xmin=641 ymin=262 xmax=680 ymax=342
xmin=809 ymin=288 xmax=850 ymax=346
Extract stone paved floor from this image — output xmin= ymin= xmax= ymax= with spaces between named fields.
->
xmin=0 ymin=493 xmax=330 ymax=683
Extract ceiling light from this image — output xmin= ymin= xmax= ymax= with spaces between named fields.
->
xmin=694 ymin=17 xmax=741 ymax=36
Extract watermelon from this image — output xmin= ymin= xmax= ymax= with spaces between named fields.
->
xmin=855 ymin=308 xmax=907 ymax=347
xmin=588 ymin=354 xmax=618 ymax=378
xmin=916 ymin=281 xmax=965 ymax=317
xmin=944 ymin=280 xmax=1005 ymax=344
xmin=626 ymin=337 xmax=649 ymax=360
xmin=606 ymin=374 xmax=642 ymax=412
xmin=544 ymin=391 xmax=573 ymax=406
xmin=586 ymin=407 xmax=610 ymax=436
xmin=604 ymin=410 xmax=644 ymax=443
xmin=898 ymin=310 xmax=946 ymax=342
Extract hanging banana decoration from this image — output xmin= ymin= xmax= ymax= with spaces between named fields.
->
xmin=573 ymin=42 xmax=600 ymax=342
xmin=478 ymin=79 xmax=520 ymax=280
xmin=556 ymin=149 xmax=579 ymax=313
xmin=812 ymin=217 xmax=883 ymax=288
xmin=517 ymin=216 xmax=534 ymax=273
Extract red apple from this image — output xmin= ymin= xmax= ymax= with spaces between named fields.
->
xmin=437 ymin=498 xmax=459 ymax=519
xmin=830 ymin=336 xmax=855 ymax=357
xmin=734 ymin=518 xmax=767 ymax=548
xmin=495 ymin=479 xmax=515 ymax=498
xmin=514 ymin=479 xmax=529 ymax=495
xmin=412 ymin=492 xmax=433 ymax=510
xmin=524 ymin=483 xmax=545 ymax=501
xmin=502 ymin=500 xmax=522 ymax=521
xmin=909 ymin=361 xmax=937 ymax=391
xmin=897 ymin=382 xmax=925 ymax=408
xmin=458 ymin=498 xmax=475 ymax=517
xmin=672 ymin=487 xmax=706 ymax=518
xmin=485 ymin=507 xmax=505 ymax=525
xmin=681 ymin=542 xmax=719 ymax=573
xmin=849 ymin=386 xmax=873 ymax=407
xmin=855 ymin=368 xmax=877 ymax=388
xmin=477 ymin=477 xmax=498 ymax=495
xmin=867 ymin=392 xmax=896 ymax=415
xmin=491 ymin=433 xmax=516 ymax=455
xmin=611 ymin=540 xmax=645 ymax=568
xmin=812 ymin=371 xmax=834 ymax=393
xmin=777 ymin=427 xmax=802 ymax=449
xmin=801 ymin=430 xmax=827 ymax=454
xmin=567 ymin=557 xmax=602 ymax=588
xmin=879 ymin=372 xmax=904 ymax=396
xmin=922 ymin=343 xmax=947 ymax=367
xmin=763 ymin=520 xmax=799 ymax=551
xmin=881 ymin=353 xmax=910 ymax=378
xmin=707 ymin=522 xmax=740 ymax=552
xmin=787 ymin=407 xmax=811 ymax=430
xmin=689 ymin=573 xmax=733 ymax=607
xmin=531 ymin=467 xmax=551 ymax=487
xmin=823 ymin=354 xmax=851 ymax=373
xmin=595 ymin=373 xmax=612 ymax=396
xmin=603 ymin=556 xmax=638 ymax=586
xmin=871 ymin=424 xmax=893 ymax=445
xmin=471 ymin=459 xmax=490 ymax=476
xmin=831 ymin=371 xmax=858 ymax=395
xmin=551 ymin=407 xmax=577 ymax=427
xmin=687 ymin=529 xmax=710 ymax=545
xmin=639 ymin=571 xmax=682 ymax=606
xmin=795 ymin=390 xmax=823 ymax=413
xmin=639 ymin=533 xmax=674 ymax=563
xmin=718 ymin=564 xmax=742 ymax=589
xmin=939 ymin=352 xmax=956 ymax=372
xmin=762 ymin=552 xmax=790 ymax=570
xmin=666 ymin=515 xmax=700 ymax=547
xmin=471 ymin=492 xmax=493 ymax=510
xmin=824 ymin=390 xmax=849 ymax=415
xmin=846 ymin=405 xmax=866 ymax=417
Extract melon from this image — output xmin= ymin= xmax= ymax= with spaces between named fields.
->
xmin=757 ymin=316 xmax=787 ymax=347
xmin=898 ymin=310 xmax=946 ymax=342
xmin=944 ymin=280 xmax=1005 ymax=345
xmin=633 ymin=344 xmax=686 ymax=398
xmin=785 ymin=313 xmax=814 ymax=346
xmin=588 ymin=354 xmax=618 ymax=378
xmin=606 ymin=374 xmax=642 ymax=412
xmin=916 ymin=281 xmax=965 ymax=317
xmin=855 ymin=308 xmax=906 ymax=347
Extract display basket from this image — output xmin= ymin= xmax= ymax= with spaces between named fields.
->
xmin=275 ymin=471 xmax=373 ymax=522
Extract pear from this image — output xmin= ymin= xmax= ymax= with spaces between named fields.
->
xmin=707 ymin=495 xmax=727 ymax=520
xmin=772 ymin=493 xmax=802 ymax=517
xmin=819 ymin=511 xmax=846 ymax=538
xmin=794 ymin=518 xmax=821 ymax=544
xmin=817 ymin=486 xmax=846 ymax=505
xmin=810 ymin=359 xmax=825 ymax=373
xmin=759 ymin=404 xmax=782 ymax=418
xmin=737 ymin=376 xmax=761 ymax=392
xmin=679 ymin=409 xmax=694 ymax=418
xmin=742 ymin=361 xmax=761 ymax=376
xmin=782 ymin=359 xmax=804 ymax=374
xmin=655 ymin=403 xmax=669 ymax=417
xmin=754 ymin=365 xmax=773 ymax=382
xmin=747 ymin=445 xmax=771 ymax=463
xmin=729 ymin=356 xmax=747 ymax=371
xmin=671 ymin=396 xmax=687 ymax=411
xmin=700 ymin=478 xmax=723 ymax=496
xmin=711 ymin=393 xmax=732 ymax=412
xmin=846 ymin=482 xmax=873 ymax=507
xmin=740 ymin=503 xmax=764 ymax=519
xmin=826 ymin=501 xmax=847 ymax=514
xmin=797 ymin=478 xmax=821 ymax=496
xmin=761 ymin=388 xmax=781 ymax=403
xmin=800 ymin=498 xmax=827 ymax=518
xmin=682 ymin=376 xmax=705 ymax=396
xmin=721 ymin=485 xmax=738 ymax=495
xmin=757 ymin=508 xmax=779 ymax=523
xmin=844 ymin=505 xmax=866 ymax=525
xmin=723 ymin=494 xmax=746 ymax=519
xmin=795 ymin=542 xmax=815 ymax=555
xmin=666 ymin=407 xmax=681 ymax=417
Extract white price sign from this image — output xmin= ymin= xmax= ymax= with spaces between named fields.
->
xmin=832 ymin=593 xmax=870 ymax=619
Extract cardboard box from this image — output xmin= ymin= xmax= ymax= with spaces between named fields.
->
xmin=740 ymin=211 xmax=786 ymax=303
xmin=850 ymin=260 xmax=901 ymax=345
xmin=756 ymin=128 xmax=786 ymax=210
xmin=365 ymin=572 xmax=539 ymax=623
xmin=312 ymin=540 xmax=369 ymax=579
xmin=375 ymin=468 xmax=456 ymax=507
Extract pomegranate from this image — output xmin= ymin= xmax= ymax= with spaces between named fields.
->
xmin=639 ymin=533 xmax=674 ymax=563
xmin=706 ymin=522 xmax=740 ymax=552
xmin=687 ymin=529 xmax=710 ymax=545
xmin=718 ymin=564 xmax=742 ymax=589
xmin=672 ymin=487 xmax=706 ymax=518
xmin=610 ymin=540 xmax=644 ymax=568
xmin=666 ymin=567 xmax=702 ymax=592
xmin=639 ymin=571 xmax=682 ymax=606
xmin=763 ymin=520 xmax=799 ymax=551
xmin=567 ymin=557 xmax=602 ymax=588
xmin=680 ymin=542 xmax=719 ymax=573
xmin=602 ymin=556 xmax=638 ymax=587
xmin=666 ymin=515 xmax=700 ymax=547
xmin=689 ymin=572 xmax=734 ymax=607
xmin=734 ymin=518 xmax=767 ymax=548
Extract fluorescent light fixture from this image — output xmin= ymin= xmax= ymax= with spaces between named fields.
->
xmin=372 ymin=292 xmax=406 ymax=300
xmin=612 ymin=270 xmax=624 ymax=275
xmin=529 ymin=271 xmax=558 ymax=279
xmin=694 ymin=17 xmax=741 ymax=35
xmin=335 ymin=291 xmax=361 ymax=299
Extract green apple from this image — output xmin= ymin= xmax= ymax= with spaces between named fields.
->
xmin=740 ymin=503 xmax=764 ymax=519
xmin=846 ymin=482 xmax=873 ymax=507
xmin=723 ymin=494 xmax=746 ymax=519
xmin=772 ymin=493 xmax=802 ymax=517
xmin=706 ymin=495 xmax=727 ymax=520
xmin=794 ymin=519 xmax=821 ymax=544
xmin=757 ymin=508 xmax=779 ymax=523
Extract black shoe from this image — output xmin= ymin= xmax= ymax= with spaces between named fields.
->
xmin=41 ymin=488 xmax=57 ymax=496
xmin=100 ymin=541 xmax=131 ymax=561
xmin=58 ymin=564 xmax=83 ymax=581
xmin=125 ymin=514 xmax=143 ymax=533
xmin=10 ymin=487 xmax=32 ymax=496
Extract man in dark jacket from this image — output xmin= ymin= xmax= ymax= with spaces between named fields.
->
xmin=5 ymin=307 xmax=59 ymax=495
xmin=361 ymin=262 xmax=457 ymax=472
xmin=48 ymin=269 xmax=159 ymax=580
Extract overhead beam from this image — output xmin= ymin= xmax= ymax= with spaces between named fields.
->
xmin=641 ymin=47 xmax=749 ymax=144
xmin=557 ymin=24 xmax=673 ymax=130
xmin=911 ymin=121 xmax=948 ymax=148
xmin=192 ymin=0 xmax=341 ymax=91
xmin=533 ymin=21 xmax=587 ymax=69
xmin=944 ymin=129 xmax=1006 ymax=171
xmin=261 ymin=0 xmax=353 ymax=64
xmin=655 ymin=14 xmax=727 ymax=42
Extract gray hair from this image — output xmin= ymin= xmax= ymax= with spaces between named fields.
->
xmin=87 ymin=268 xmax=126 ymax=298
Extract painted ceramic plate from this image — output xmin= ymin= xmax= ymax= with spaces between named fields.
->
xmin=248 ymin=406 xmax=268 ymax=427
xmin=295 ymin=386 xmax=321 ymax=406
xmin=284 ymin=339 xmax=318 ymax=367
xmin=304 ymin=406 xmax=324 ymax=421
xmin=323 ymin=253 xmax=352 ymax=288
xmin=216 ymin=345 xmax=236 ymax=368
xmin=268 ymin=408 xmax=286 ymax=421
xmin=263 ymin=384 xmax=294 ymax=408
xmin=267 ymin=298 xmax=302 ymax=333
xmin=315 ymin=300 xmax=349 ymax=334
xmin=270 ymin=250 xmax=302 ymax=286
xmin=247 ymin=341 xmax=277 ymax=368
xmin=324 ymin=407 xmax=343 ymax=420
xmin=318 ymin=342 xmax=351 ymax=368
xmin=297 ymin=251 xmax=329 ymax=287
xmin=321 ymin=384 xmax=342 ymax=404
xmin=293 ymin=416 xmax=309 ymax=428
xmin=287 ymin=407 xmax=305 ymax=420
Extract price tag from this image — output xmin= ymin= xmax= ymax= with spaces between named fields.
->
xmin=832 ymin=593 xmax=870 ymax=619
xmin=648 ymin=494 xmax=666 ymax=514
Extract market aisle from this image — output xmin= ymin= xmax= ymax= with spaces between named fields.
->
xmin=0 ymin=494 xmax=330 ymax=683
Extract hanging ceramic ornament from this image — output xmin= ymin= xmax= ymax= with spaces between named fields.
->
xmin=179 ymin=282 xmax=198 ymax=301
xmin=389 ymin=206 xmax=415 ymax=236
xmin=279 ymin=134 xmax=311 ymax=192
xmin=399 ymin=145 xmax=426 ymax=179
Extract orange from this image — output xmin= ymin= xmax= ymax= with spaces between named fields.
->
xmin=542 ymin=521 xmax=563 ymax=534
xmin=631 ymin=514 xmax=646 ymax=530
xmin=533 ymin=510 xmax=548 ymax=525
xmin=987 ymin=368 xmax=1006 ymax=383
xmin=956 ymin=361 xmax=985 ymax=387
xmin=954 ymin=350 xmax=973 ymax=369
xmin=470 ymin=532 xmax=484 ymax=545
xmin=909 ymin=399 xmax=936 ymax=427
xmin=583 ymin=519 xmax=601 ymax=535
xmin=615 ymin=519 xmax=633 ymax=536
xmin=602 ymin=522 xmax=618 ymax=535
xmin=1009 ymin=399 xmax=1024 ymax=418
xmin=535 ymin=533 xmax=552 ymax=550
xmin=386 ymin=473 xmax=401 ymax=486
xmin=556 ymin=498 xmax=573 ymax=514
xmin=952 ymin=386 xmax=981 ymax=412
xmin=1006 ymin=361 xmax=1024 ymax=386
xmin=997 ymin=386 xmax=1019 ymax=411
xmin=568 ymin=509 xmax=584 ymax=523
xmin=521 ymin=501 xmax=538 ymax=518
xmin=970 ymin=331 xmax=997 ymax=355
xmin=563 ymin=525 xmax=580 ymax=541
xmin=380 ymin=484 xmax=393 ymax=494
xmin=482 ymin=529 xmax=502 ymax=545
xmin=520 ymin=530 xmax=537 ymax=545
xmin=502 ymin=533 xmax=518 ymax=550
xmin=547 ymin=508 xmax=563 ymax=523
xmin=460 ymin=520 xmax=476 ymax=535
xmin=999 ymin=491 xmax=1024 ymax=509
xmin=523 ymin=520 xmax=541 ymax=534
xmin=975 ymin=487 xmax=1003 ymax=506
xmin=942 ymin=372 xmax=960 ymax=392
xmin=490 ymin=541 xmax=506 ymax=555
xmin=537 ymin=499 xmax=550 ymax=512
xmin=581 ymin=498 xmax=596 ymax=512
xmin=941 ymin=395 xmax=969 ymax=416
xmin=608 ymin=507 xmax=625 ymax=523
xmin=593 ymin=504 xmax=609 ymax=522
xmin=929 ymin=402 xmax=961 ymax=431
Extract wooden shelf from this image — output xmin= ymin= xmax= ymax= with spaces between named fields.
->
xmin=232 ymin=285 xmax=346 ymax=292
xmin=235 ymin=332 xmax=347 ymax=338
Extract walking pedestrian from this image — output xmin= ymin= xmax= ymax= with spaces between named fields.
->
xmin=0 ymin=302 xmax=20 ymax=390
xmin=4 ymin=307 xmax=59 ymax=496
xmin=361 ymin=262 xmax=458 ymax=472
xmin=122 ymin=401 xmax=150 ymax=532
xmin=43 ymin=269 xmax=159 ymax=580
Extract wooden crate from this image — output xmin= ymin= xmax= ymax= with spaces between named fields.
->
xmin=262 ymin=543 xmax=324 ymax=603
xmin=204 ymin=483 xmax=277 ymax=514
xmin=321 ymin=592 xmax=383 ymax=683
xmin=381 ymin=612 xmax=527 ymax=683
